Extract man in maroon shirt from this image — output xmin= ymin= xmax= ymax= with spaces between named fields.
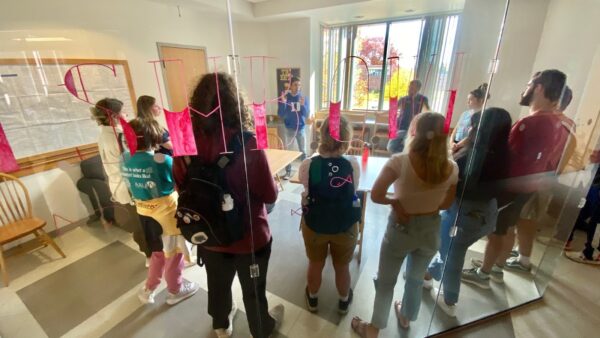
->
xmin=463 ymin=70 xmax=573 ymax=287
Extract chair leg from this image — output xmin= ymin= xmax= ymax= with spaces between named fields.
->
xmin=0 ymin=246 xmax=9 ymax=286
xmin=275 ymin=174 xmax=284 ymax=191
xmin=36 ymin=229 xmax=66 ymax=258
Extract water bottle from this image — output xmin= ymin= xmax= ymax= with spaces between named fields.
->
xmin=222 ymin=194 xmax=234 ymax=211
xmin=352 ymin=194 xmax=361 ymax=208
xmin=361 ymin=143 xmax=370 ymax=164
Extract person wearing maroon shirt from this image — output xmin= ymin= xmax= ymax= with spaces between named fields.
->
xmin=462 ymin=69 xmax=573 ymax=287
xmin=173 ymin=73 xmax=283 ymax=338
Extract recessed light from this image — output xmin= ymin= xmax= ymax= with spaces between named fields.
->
xmin=405 ymin=9 xmax=415 ymax=13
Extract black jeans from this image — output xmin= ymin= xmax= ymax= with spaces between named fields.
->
xmin=76 ymin=177 xmax=115 ymax=222
xmin=199 ymin=240 xmax=275 ymax=338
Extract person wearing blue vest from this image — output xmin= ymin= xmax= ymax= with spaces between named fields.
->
xmin=278 ymin=76 xmax=310 ymax=178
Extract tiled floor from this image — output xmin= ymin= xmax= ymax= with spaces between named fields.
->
xmin=1 ymin=177 xmax=599 ymax=338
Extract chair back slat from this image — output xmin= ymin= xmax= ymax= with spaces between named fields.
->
xmin=267 ymin=133 xmax=284 ymax=150
xmin=0 ymin=174 xmax=32 ymax=226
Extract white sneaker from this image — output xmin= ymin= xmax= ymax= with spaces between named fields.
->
xmin=431 ymin=287 xmax=456 ymax=317
xmin=145 ymin=258 xmax=151 ymax=268
xmin=423 ymin=278 xmax=433 ymax=290
xmin=269 ymin=304 xmax=284 ymax=336
xmin=166 ymin=280 xmax=200 ymax=305
xmin=214 ymin=301 xmax=238 ymax=338
xmin=138 ymin=286 xmax=155 ymax=304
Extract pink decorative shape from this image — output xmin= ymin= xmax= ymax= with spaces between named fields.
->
xmin=329 ymin=101 xmax=341 ymax=141
xmin=164 ymin=107 xmax=198 ymax=156
xmin=63 ymin=63 xmax=116 ymax=104
xmin=444 ymin=90 xmax=457 ymax=134
xmin=330 ymin=174 xmax=353 ymax=188
xmin=252 ymin=103 xmax=269 ymax=150
xmin=0 ymin=123 xmax=19 ymax=173
xmin=388 ymin=96 xmax=399 ymax=139
xmin=119 ymin=118 xmax=138 ymax=155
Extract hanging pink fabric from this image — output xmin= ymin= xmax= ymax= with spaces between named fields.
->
xmin=388 ymin=97 xmax=399 ymax=139
xmin=444 ymin=89 xmax=457 ymax=134
xmin=329 ymin=101 xmax=342 ymax=141
xmin=164 ymin=107 xmax=198 ymax=156
xmin=252 ymin=103 xmax=269 ymax=150
xmin=119 ymin=117 xmax=138 ymax=155
xmin=0 ymin=123 xmax=19 ymax=173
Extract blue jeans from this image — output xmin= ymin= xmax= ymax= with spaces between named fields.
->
xmin=386 ymin=130 xmax=407 ymax=154
xmin=283 ymin=127 xmax=306 ymax=174
xmin=427 ymin=199 xmax=498 ymax=304
xmin=371 ymin=213 xmax=440 ymax=327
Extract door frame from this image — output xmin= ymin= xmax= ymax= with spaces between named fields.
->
xmin=156 ymin=42 xmax=209 ymax=110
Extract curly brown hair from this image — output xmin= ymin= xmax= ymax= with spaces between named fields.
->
xmin=189 ymin=72 xmax=252 ymax=137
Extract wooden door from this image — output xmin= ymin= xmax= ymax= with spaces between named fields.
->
xmin=158 ymin=45 xmax=208 ymax=112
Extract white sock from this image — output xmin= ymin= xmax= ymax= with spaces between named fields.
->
xmin=309 ymin=291 xmax=318 ymax=298
xmin=340 ymin=293 xmax=349 ymax=302
xmin=518 ymin=255 xmax=531 ymax=266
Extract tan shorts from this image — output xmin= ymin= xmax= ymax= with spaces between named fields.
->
xmin=301 ymin=221 xmax=359 ymax=265
xmin=520 ymin=191 xmax=551 ymax=221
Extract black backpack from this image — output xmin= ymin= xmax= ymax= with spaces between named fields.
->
xmin=303 ymin=156 xmax=361 ymax=234
xmin=176 ymin=131 xmax=253 ymax=247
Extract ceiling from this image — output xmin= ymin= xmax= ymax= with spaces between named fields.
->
xmin=153 ymin=0 xmax=464 ymax=24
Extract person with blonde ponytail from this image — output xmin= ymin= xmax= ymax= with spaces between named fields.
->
xmin=351 ymin=112 xmax=458 ymax=337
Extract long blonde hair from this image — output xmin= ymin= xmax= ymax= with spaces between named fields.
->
xmin=408 ymin=112 xmax=451 ymax=185
xmin=319 ymin=116 xmax=352 ymax=155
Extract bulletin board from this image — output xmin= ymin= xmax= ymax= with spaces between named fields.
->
xmin=0 ymin=58 xmax=136 ymax=176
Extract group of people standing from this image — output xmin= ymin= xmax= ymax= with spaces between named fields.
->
xmin=348 ymin=69 xmax=576 ymax=337
xmin=84 ymin=67 xmax=577 ymax=338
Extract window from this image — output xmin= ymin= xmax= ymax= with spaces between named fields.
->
xmin=321 ymin=14 xmax=460 ymax=113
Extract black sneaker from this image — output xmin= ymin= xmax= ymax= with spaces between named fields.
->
xmin=305 ymin=287 xmax=318 ymax=312
xmin=338 ymin=288 xmax=353 ymax=315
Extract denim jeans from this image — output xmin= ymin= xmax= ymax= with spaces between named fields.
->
xmin=371 ymin=213 xmax=440 ymax=328
xmin=386 ymin=130 xmax=407 ymax=154
xmin=427 ymin=199 xmax=498 ymax=304
xmin=283 ymin=127 xmax=306 ymax=174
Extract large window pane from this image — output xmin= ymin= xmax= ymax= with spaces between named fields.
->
xmin=383 ymin=19 xmax=424 ymax=110
xmin=350 ymin=23 xmax=387 ymax=110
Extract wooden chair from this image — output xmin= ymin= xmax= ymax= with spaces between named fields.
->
xmin=0 ymin=173 xmax=66 ymax=286
xmin=347 ymin=138 xmax=364 ymax=156
xmin=371 ymin=111 xmax=391 ymax=157
xmin=267 ymin=133 xmax=286 ymax=191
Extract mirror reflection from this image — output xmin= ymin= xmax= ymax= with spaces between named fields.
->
xmin=1 ymin=1 xmax=600 ymax=338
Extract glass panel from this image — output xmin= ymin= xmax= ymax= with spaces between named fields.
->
xmin=382 ymin=19 xmax=423 ymax=110
xmin=350 ymin=23 xmax=387 ymax=110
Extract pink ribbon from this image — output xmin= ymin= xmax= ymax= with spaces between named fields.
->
xmin=119 ymin=117 xmax=138 ymax=155
xmin=444 ymin=90 xmax=457 ymax=134
xmin=0 ymin=123 xmax=19 ymax=173
xmin=252 ymin=103 xmax=268 ymax=149
xmin=329 ymin=101 xmax=341 ymax=141
xmin=164 ymin=107 xmax=198 ymax=156
xmin=388 ymin=97 xmax=399 ymax=138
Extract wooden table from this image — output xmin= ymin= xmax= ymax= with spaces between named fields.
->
xmin=265 ymin=148 xmax=303 ymax=177
xmin=290 ymin=155 xmax=393 ymax=263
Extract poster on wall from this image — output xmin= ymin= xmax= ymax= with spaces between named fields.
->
xmin=0 ymin=122 xmax=19 ymax=173
xmin=276 ymin=68 xmax=301 ymax=97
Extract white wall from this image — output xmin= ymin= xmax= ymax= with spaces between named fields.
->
xmin=531 ymin=0 xmax=600 ymax=120
xmin=453 ymin=0 xmax=549 ymax=123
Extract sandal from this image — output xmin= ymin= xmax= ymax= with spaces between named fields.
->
xmin=394 ymin=301 xmax=410 ymax=329
xmin=351 ymin=316 xmax=370 ymax=338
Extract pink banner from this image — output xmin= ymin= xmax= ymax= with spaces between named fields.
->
xmin=0 ymin=123 xmax=19 ymax=173
xmin=388 ymin=96 xmax=399 ymax=139
xmin=444 ymin=90 xmax=457 ymax=134
xmin=164 ymin=107 xmax=198 ymax=156
xmin=119 ymin=118 xmax=138 ymax=155
xmin=252 ymin=103 xmax=269 ymax=149
xmin=329 ymin=101 xmax=341 ymax=141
